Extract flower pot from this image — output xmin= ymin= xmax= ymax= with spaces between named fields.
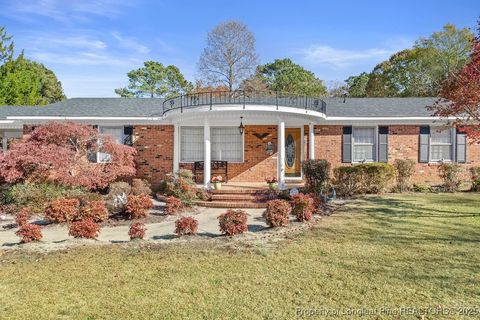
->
xmin=268 ymin=182 xmax=278 ymax=190
xmin=213 ymin=182 xmax=222 ymax=190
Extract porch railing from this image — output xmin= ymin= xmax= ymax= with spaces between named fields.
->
xmin=162 ymin=90 xmax=327 ymax=115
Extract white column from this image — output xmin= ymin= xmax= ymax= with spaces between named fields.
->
xmin=203 ymin=120 xmax=211 ymax=189
xmin=1 ymin=136 xmax=7 ymax=152
xmin=173 ymin=124 xmax=179 ymax=174
xmin=309 ymin=123 xmax=315 ymax=160
xmin=277 ymin=120 xmax=286 ymax=190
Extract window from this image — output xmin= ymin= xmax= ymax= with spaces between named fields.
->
xmin=352 ymin=127 xmax=376 ymax=162
xmin=180 ymin=126 xmax=244 ymax=163
xmin=430 ymin=127 xmax=453 ymax=162
xmin=211 ymin=127 xmax=243 ymax=162
xmin=181 ymin=127 xmax=204 ymax=162
xmin=98 ymin=126 xmax=124 ymax=163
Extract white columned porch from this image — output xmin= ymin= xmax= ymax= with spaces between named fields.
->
xmin=173 ymin=123 xmax=179 ymax=173
xmin=277 ymin=120 xmax=286 ymax=190
xmin=309 ymin=123 xmax=315 ymax=160
xmin=203 ymin=120 xmax=211 ymax=189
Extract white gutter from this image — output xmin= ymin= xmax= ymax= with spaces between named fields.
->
xmin=7 ymin=116 xmax=162 ymax=121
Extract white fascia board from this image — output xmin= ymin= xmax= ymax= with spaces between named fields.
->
xmin=7 ymin=116 xmax=162 ymax=121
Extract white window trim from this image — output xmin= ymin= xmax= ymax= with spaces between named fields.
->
xmin=97 ymin=126 xmax=125 ymax=163
xmin=351 ymin=126 xmax=378 ymax=163
xmin=429 ymin=127 xmax=455 ymax=163
xmin=179 ymin=126 xmax=245 ymax=163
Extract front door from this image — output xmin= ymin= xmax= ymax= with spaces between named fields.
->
xmin=285 ymin=128 xmax=301 ymax=177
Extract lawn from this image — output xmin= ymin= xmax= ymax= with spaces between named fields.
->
xmin=0 ymin=193 xmax=479 ymax=319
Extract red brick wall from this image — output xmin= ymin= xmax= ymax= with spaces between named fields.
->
xmin=133 ymin=125 xmax=174 ymax=189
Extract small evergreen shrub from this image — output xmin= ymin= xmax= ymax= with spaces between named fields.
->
xmin=79 ymin=200 xmax=108 ymax=222
xmin=302 ymin=159 xmax=331 ymax=193
xmin=358 ymin=163 xmax=396 ymax=193
xmin=128 ymin=222 xmax=146 ymax=240
xmin=16 ymin=224 xmax=42 ymax=243
xmin=44 ymin=198 xmax=80 ymax=223
xmin=163 ymin=169 xmax=197 ymax=207
xmin=218 ymin=209 xmax=248 ymax=236
xmin=175 ymin=216 xmax=199 ymax=236
xmin=333 ymin=166 xmax=364 ymax=197
xmin=469 ymin=167 xmax=480 ymax=192
xmin=412 ymin=184 xmax=433 ymax=193
xmin=131 ymin=178 xmax=152 ymax=196
xmin=263 ymin=199 xmax=291 ymax=227
xmin=15 ymin=207 xmax=31 ymax=226
xmin=68 ymin=218 xmax=100 ymax=239
xmin=438 ymin=163 xmax=463 ymax=192
xmin=125 ymin=194 xmax=153 ymax=219
xmin=292 ymin=193 xmax=315 ymax=222
xmin=164 ymin=196 xmax=183 ymax=215
xmin=393 ymin=159 xmax=416 ymax=192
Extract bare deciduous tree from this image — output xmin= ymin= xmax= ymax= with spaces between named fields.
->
xmin=198 ymin=21 xmax=258 ymax=91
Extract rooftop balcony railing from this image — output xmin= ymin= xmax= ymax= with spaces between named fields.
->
xmin=162 ymin=90 xmax=326 ymax=115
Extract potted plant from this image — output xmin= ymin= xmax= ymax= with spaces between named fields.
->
xmin=265 ymin=176 xmax=278 ymax=190
xmin=211 ymin=176 xmax=223 ymax=190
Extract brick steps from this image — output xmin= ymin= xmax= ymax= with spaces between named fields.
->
xmin=195 ymin=187 xmax=273 ymax=209
xmin=195 ymin=200 xmax=267 ymax=209
xmin=210 ymin=194 xmax=270 ymax=201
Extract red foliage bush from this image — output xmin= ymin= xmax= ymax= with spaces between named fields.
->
xmin=125 ymin=194 xmax=153 ymax=219
xmin=175 ymin=216 xmax=199 ymax=236
xmin=128 ymin=222 xmax=146 ymax=240
xmin=15 ymin=207 xmax=31 ymax=226
xmin=218 ymin=209 xmax=248 ymax=236
xmin=164 ymin=196 xmax=183 ymax=215
xmin=68 ymin=218 xmax=100 ymax=239
xmin=79 ymin=200 xmax=108 ymax=222
xmin=263 ymin=199 xmax=291 ymax=227
xmin=292 ymin=193 xmax=315 ymax=222
xmin=16 ymin=224 xmax=42 ymax=243
xmin=44 ymin=198 xmax=80 ymax=223
xmin=0 ymin=122 xmax=136 ymax=190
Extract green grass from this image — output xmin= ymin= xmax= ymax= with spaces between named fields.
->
xmin=1 ymin=193 xmax=479 ymax=319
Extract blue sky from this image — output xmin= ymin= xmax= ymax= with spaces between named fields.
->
xmin=0 ymin=0 xmax=478 ymax=97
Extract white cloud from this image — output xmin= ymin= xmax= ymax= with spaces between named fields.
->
xmin=300 ymin=45 xmax=394 ymax=68
xmin=112 ymin=32 xmax=150 ymax=55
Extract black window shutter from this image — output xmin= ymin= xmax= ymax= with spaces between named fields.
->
xmin=88 ymin=125 xmax=99 ymax=162
xmin=123 ymin=126 xmax=133 ymax=146
xmin=455 ymin=129 xmax=467 ymax=163
xmin=378 ymin=126 xmax=388 ymax=162
xmin=419 ymin=126 xmax=430 ymax=163
xmin=342 ymin=126 xmax=352 ymax=163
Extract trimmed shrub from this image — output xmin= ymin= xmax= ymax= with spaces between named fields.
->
xmin=438 ymin=163 xmax=462 ymax=192
xmin=16 ymin=224 xmax=42 ymax=243
xmin=15 ymin=207 xmax=31 ymax=226
xmin=393 ymin=159 xmax=416 ymax=192
xmin=263 ymin=199 xmax=291 ymax=227
xmin=218 ymin=209 xmax=248 ymax=236
xmin=68 ymin=218 xmax=100 ymax=239
xmin=79 ymin=200 xmax=108 ymax=222
xmin=128 ymin=222 xmax=146 ymax=240
xmin=1 ymin=183 xmax=95 ymax=213
xmin=165 ymin=196 xmax=183 ymax=215
xmin=333 ymin=166 xmax=364 ymax=197
xmin=412 ymin=184 xmax=433 ymax=193
xmin=292 ymin=193 xmax=315 ymax=222
xmin=302 ymin=159 xmax=331 ymax=193
xmin=469 ymin=167 xmax=480 ymax=192
xmin=175 ymin=216 xmax=199 ymax=236
xmin=333 ymin=163 xmax=396 ymax=197
xmin=163 ymin=169 xmax=197 ymax=207
xmin=125 ymin=194 xmax=153 ymax=219
xmin=44 ymin=198 xmax=80 ymax=223
xmin=358 ymin=163 xmax=396 ymax=193
xmin=131 ymin=178 xmax=152 ymax=196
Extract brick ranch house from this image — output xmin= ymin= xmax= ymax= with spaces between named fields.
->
xmin=0 ymin=92 xmax=478 ymax=190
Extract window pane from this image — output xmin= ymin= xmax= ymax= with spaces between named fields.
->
xmin=353 ymin=145 xmax=375 ymax=162
xmin=430 ymin=145 xmax=452 ymax=161
xmin=211 ymin=127 xmax=243 ymax=162
xmin=181 ymin=127 xmax=204 ymax=162
xmin=431 ymin=128 xmax=452 ymax=144
xmin=100 ymin=127 xmax=123 ymax=144
xmin=353 ymin=128 xmax=374 ymax=144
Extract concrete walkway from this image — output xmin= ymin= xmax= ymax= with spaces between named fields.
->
xmin=0 ymin=207 xmax=268 ymax=248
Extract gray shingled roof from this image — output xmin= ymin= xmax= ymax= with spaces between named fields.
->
xmin=0 ymin=97 xmax=437 ymax=119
